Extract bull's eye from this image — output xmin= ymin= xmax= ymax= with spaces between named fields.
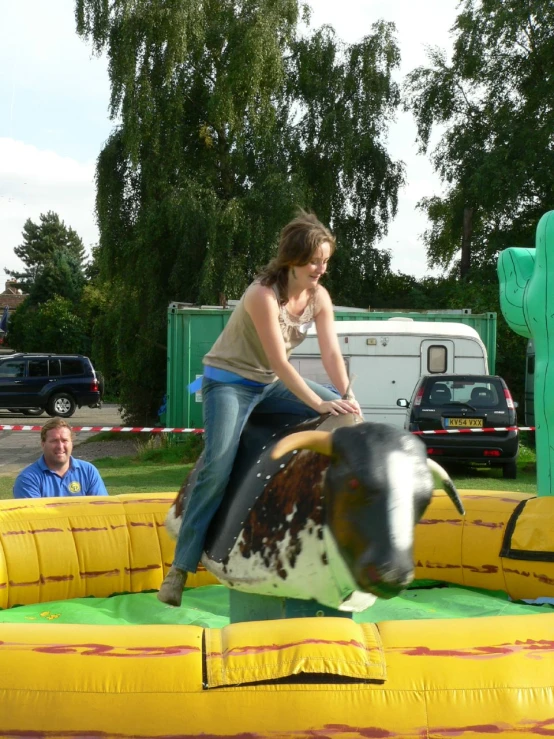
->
xmin=348 ymin=478 xmax=360 ymax=490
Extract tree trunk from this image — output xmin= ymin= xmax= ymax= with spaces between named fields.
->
xmin=460 ymin=206 xmax=473 ymax=278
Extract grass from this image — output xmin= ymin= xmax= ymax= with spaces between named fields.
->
xmin=0 ymin=436 xmax=539 ymax=501
xmin=0 ymin=457 xmax=193 ymax=500
xmin=442 ymin=439 xmax=537 ymax=494
xmin=0 ymin=433 xmax=201 ymax=500
xmin=96 ymin=458 xmax=192 ymax=495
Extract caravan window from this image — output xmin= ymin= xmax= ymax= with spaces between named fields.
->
xmin=427 ymin=345 xmax=447 ymax=374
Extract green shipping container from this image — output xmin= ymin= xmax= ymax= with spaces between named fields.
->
xmin=166 ymin=302 xmax=497 ymax=430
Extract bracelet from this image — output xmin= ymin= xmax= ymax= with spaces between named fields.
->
xmin=342 ymin=393 xmax=356 ymax=401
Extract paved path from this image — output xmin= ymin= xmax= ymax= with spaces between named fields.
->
xmin=0 ymin=405 xmax=125 ymax=475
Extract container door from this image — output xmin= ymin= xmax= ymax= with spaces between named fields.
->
xmin=420 ymin=340 xmax=455 ymax=376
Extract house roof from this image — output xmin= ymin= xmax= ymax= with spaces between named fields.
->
xmin=0 ymin=281 xmax=28 ymax=310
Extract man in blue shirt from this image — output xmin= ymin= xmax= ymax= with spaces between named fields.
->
xmin=13 ymin=417 xmax=109 ymax=499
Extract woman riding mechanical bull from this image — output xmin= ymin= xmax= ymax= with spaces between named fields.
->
xmin=158 ymin=210 xmax=361 ymax=606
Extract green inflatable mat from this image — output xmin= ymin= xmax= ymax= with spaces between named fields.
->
xmin=1 ymin=584 xmax=552 ymax=626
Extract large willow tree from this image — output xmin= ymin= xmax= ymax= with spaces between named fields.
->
xmin=76 ymin=0 xmax=403 ymax=420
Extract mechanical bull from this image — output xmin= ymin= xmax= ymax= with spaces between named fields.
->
xmin=165 ymin=413 xmax=465 ymax=612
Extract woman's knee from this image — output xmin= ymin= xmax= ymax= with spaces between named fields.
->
xmin=306 ymin=379 xmax=340 ymax=401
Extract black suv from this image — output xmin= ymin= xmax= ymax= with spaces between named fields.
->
xmin=0 ymin=354 xmax=103 ymax=418
xmin=397 ymin=374 xmax=519 ymax=479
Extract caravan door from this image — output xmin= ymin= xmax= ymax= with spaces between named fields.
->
xmin=420 ymin=340 xmax=455 ymax=376
xmin=349 ymin=353 xmax=420 ymax=426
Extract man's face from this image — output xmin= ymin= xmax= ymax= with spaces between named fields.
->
xmin=42 ymin=427 xmax=73 ymax=469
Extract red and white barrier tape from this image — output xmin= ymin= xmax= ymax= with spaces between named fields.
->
xmin=0 ymin=425 xmax=536 ymax=434
xmin=0 ymin=425 xmax=205 ymax=433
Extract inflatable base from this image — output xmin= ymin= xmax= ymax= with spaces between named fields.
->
xmin=1 ymin=491 xmax=554 ymax=738
xmin=0 ymin=613 xmax=553 ymax=737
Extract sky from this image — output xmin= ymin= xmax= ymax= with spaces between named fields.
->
xmin=0 ymin=0 xmax=458 ymax=283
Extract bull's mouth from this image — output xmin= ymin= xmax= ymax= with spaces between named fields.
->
xmin=364 ymin=581 xmax=406 ymax=600
xmin=356 ymin=563 xmax=413 ymax=600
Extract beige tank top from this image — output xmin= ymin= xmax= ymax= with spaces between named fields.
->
xmin=203 ymin=283 xmax=319 ymax=383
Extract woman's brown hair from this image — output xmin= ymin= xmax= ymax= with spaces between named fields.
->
xmin=257 ymin=210 xmax=336 ymax=302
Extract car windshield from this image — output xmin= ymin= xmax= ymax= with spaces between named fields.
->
xmin=424 ymin=378 xmax=504 ymax=408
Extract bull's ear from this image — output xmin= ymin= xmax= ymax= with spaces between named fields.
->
xmin=270 ymin=430 xmax=333 ymax=460
xmin=427 ymin=459 xmax=465 ymax=515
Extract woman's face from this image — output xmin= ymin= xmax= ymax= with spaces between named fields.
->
xmin=292 ymin=241 xmax=331 ymax=288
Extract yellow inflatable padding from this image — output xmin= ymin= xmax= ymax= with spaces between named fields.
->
xmin=413 ymin=490 xmax=554 ymax=601
xmin=500 ymin=496 xmax=554 ymax=601
xmin=0 ymin=493 xmax=218 ymax=608
xmin=205 ymin=617 xmax=385 ymax=687
xmin=0 ymin=615 xmax=553 ymax=736
xmin=2 ymin=491 xmax=554 ymax=735
xmin=3 ymin=490 xmax=554 ymax=610
xmin=504 ymin=496 xmax=554 ymax=554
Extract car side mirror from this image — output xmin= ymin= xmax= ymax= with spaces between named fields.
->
xmin=396 ymin=398 xmax=409 ymax=408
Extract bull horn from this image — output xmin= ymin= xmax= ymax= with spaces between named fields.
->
xmin=270 ymin=430 xmax=333 ymax=460
xmin=427 ymin=459 xmax=465 ymax=516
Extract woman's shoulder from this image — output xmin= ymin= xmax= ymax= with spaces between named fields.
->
xmin=244 ymin=281 xmax=279 ymax=309
xmin=313 ymin=284 xmax=332 ymax=313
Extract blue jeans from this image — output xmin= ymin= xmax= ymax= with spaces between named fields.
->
xmin=172 ymin=377 xmax=339 ymax=572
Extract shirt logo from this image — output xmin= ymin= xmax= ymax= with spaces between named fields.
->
xmin=68 ymin=481 xmax=81 ymax=494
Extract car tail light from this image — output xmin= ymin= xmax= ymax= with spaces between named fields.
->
xmin=427 ymin=448 xmax=443 ymax=455
xmin=483 ymin=450 xmax=501 ymax=457
xmin=414 ymin=386 xmax=425 ymax=407
xmin=503 ymin=388 xmax=514 ymax=410
xmin=91 ymin=379 xmax=99 ymax=392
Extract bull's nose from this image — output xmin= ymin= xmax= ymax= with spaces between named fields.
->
xmin=355 ymin=555 xmax=414 ymax=596
xmin=380 ymin=567 xmax=414 ymax=588
xmin=369 ymin=582 xmax=405 ymax=600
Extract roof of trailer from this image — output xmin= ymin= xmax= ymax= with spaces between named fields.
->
xmin=306 ymin=319 xmax=481 ymax=339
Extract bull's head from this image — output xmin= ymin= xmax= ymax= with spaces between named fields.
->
xmin=271 ymin=422 xmax=464 ymax=600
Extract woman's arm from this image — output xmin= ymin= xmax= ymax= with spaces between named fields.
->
xmin=315 ymin=287 xmax=361 ymax=413
xmin=244 ymin=284 xmax=357 ymax=416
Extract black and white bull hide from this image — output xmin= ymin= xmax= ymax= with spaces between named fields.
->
xmin=165 ymin=413 xmax=464 ymax=612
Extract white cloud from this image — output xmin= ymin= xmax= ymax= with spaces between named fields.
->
xmin=0 ymin=139 xmax=98 ymax=277
xmin=0 ymin=0 xmax=459 ymax=281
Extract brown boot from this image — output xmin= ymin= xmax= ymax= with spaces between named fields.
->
xmin=157 ymin=566 xmax=188 ymax=606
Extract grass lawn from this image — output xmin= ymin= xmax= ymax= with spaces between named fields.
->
xmin=0 ymin=458 xmax=193 ymax=500
xmin=0 ymin=437 xmax=539 ymax=501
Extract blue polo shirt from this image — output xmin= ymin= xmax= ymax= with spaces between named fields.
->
xmin=13 ymin=456 xmax=109 ymax=499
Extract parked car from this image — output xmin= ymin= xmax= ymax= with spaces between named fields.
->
xmin=0 ymin=354 xmax=103 ymax=419
xmin=397 ymin=374 xmax=519 ymax=479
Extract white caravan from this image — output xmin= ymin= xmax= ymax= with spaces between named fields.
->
xmin=290 ymin=318 xmax=489 ymax=427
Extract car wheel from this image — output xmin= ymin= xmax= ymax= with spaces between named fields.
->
xmin=47 ymin=393 xmax=76 ymax=419
xmin=502 ymin=461 xmax=517 ymax=480
xmin=22 ymin=408 xmax=44 ymax=417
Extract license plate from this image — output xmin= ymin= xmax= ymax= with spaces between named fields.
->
xmin=446 ymin=418 xmax=483 ymax=428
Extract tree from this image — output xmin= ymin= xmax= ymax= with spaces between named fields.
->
xmin=8 ymin=212 xmax=86 ymax=291
xmin=75 ymin=0 xmax=404 ymax=420
xmin=404 ymin=0 xmax=554 ymax=277
xmin=29 ymin=249 xmax=86 ymax=307
xmin=5 ymin=213 xmax=90 ymax=354
xmin=8 ymin=296 xmax=89 ymax=355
